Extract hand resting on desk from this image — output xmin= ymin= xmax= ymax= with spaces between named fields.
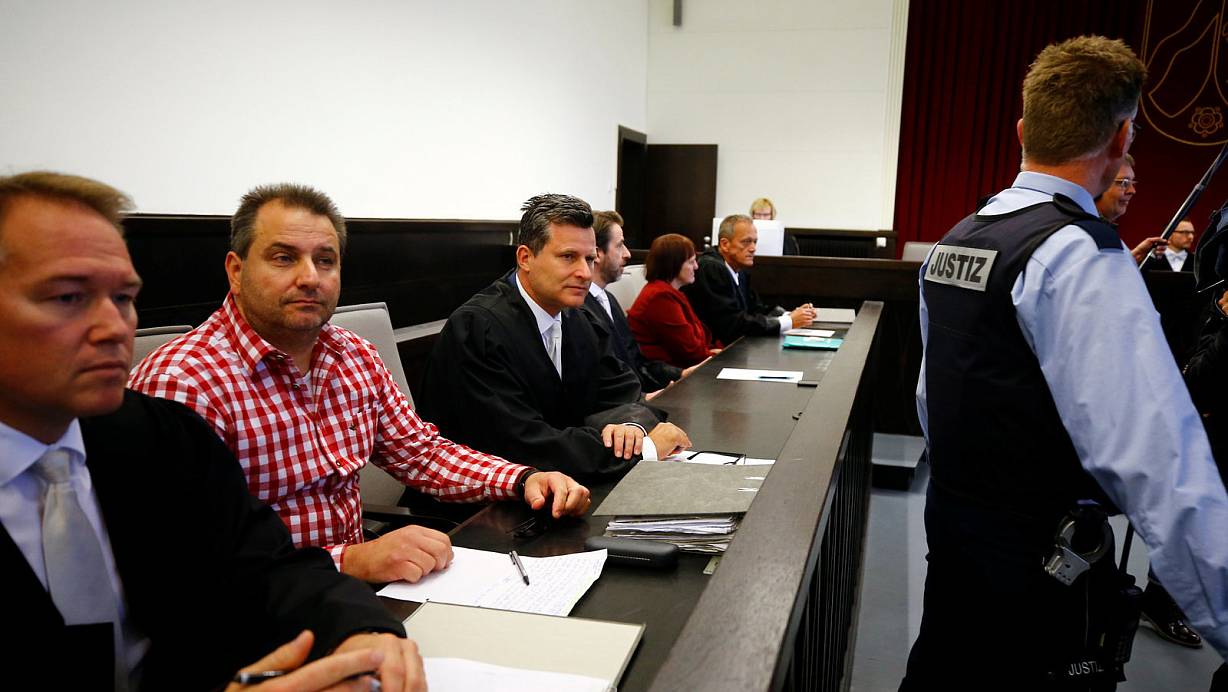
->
xmin=523 ymin=471 xmax=591 ymax=517
xmin=341 ymin=524 xmax=453 ymax=584
xmin=227 ymin=629 xmax=425 ymax=692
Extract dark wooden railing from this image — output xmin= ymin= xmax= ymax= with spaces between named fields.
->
xmin=649 ymin=302 xmax=881 ymax=691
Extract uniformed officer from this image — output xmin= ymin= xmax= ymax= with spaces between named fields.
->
xmin=901 ymin=36 xmax=1228 ymax=691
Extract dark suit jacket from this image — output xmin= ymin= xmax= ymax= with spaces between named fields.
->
xmin=418 ymin=272 xmax=664 ymax=482
xmin=6 ymin=391 xmax=402 ymax=691
xmin=580 ymin=289 xmax=682 ymax=391
xmin=682 ymin=248 xmax=784 ymax=344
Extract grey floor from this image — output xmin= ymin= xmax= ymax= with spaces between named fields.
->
xmin=850 ymin=433 xmax=1222 ymax=692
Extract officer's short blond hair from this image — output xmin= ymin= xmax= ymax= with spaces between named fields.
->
xmin=1021 ymin=36 xmax=1146 ymax=166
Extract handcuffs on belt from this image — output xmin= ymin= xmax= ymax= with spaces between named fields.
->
xmin=1044 ymin=505 xmax=1114 ymax=586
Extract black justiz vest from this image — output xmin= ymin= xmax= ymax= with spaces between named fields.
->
xmin=923 ymin=195 xmax=1120 ymax=520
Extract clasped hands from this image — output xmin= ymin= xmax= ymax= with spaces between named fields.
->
xmin=227 ymin=630 xmax=424 ymax=692
xmin=601 ymin=421 xmax=691 ymax=459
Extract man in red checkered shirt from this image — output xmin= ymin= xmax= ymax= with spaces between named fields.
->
xmin=130 ymin=183 xmax=590 ymax=585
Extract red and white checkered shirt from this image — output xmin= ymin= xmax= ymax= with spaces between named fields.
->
xmin=129 ymin=295 xmax=526 ymax=566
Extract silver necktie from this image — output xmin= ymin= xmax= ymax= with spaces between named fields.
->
xmin=545 ymin=321 xmax=562 ymax=377
xmin=36 ymin=448 xmax=128 ymax=690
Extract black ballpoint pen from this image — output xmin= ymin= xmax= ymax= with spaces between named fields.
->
xmin=233 ymin=670 xmax=380 ymax=689
xmin=509 ymin=550 xmax=530 ymax=585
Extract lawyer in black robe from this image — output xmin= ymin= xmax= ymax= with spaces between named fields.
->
xmin=419 ymin=273 xmax=665 ymax=482
xmin=8 ymin=391 xmax=404 ymax=691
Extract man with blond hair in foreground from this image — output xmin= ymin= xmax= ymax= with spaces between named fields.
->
xmin=0 ymin=171 xmax=422 ymax=691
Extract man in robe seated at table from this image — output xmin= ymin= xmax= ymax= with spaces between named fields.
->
xmin=683 ymin=214 xmax=816 ymax=345
xmin=419 ymin=193 xmax=691 ymax=481
xmin=0 ymin=171 xmax=425 ymax=692
xmin=628 ymin=233 xmax=722 ymax=369
xmin=130 ymin=182 xmax=589 ymax=587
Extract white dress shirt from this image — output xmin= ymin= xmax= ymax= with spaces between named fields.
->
xmin=588 ymin=282 xmax=614 ymax=320
xmin=515 ymin=275 xmax=657 ymax=459
xmin=1164 ymin=247 xmax=1188 ymax=272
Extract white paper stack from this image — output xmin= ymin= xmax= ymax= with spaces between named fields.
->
xmin=604 ymin=514 xmax=741 ymax=554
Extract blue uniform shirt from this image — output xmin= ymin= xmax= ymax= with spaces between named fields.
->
xmin=917 ymin=170 xmax=1228 ymax=658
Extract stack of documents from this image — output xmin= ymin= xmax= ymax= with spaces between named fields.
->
xmin=604 ymin=514 xmax=741 ymax=554
xmin=593 ymin=461 xmax=767 ymax=554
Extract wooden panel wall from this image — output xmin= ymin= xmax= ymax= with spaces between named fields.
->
xmin=124 ymin=215 xmax=517 ymax=330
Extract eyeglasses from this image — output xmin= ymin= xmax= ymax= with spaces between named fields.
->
xmin=1112 ymin=177 xmax=1138 ymax=190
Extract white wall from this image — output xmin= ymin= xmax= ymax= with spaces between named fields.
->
xmin=646 ymin=0 xmax=907 ymax=230
xmin=0 ymin=0 xmax=647 ymax=218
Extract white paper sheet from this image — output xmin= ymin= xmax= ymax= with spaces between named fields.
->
xmin=667 ymin=451 xmax=775 ymax=466
xmin=424 ymin=657 xmax=611 ymax=692
xmin=716 ymin=367 xmax=804 ymax=383
xmin=378 ymin=547 xmax=606 ymax=616
xmin=785 ymin=328 xmax=835 ymax=337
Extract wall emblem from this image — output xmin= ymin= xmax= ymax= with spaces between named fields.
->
xmin=1141 ymin=0 xmax=1228 ymax=146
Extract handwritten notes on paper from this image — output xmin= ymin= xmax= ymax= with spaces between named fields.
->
xmin=377 ymin=546 xmax=607 ymax=616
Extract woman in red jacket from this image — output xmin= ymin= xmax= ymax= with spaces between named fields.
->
xmin=628 ymin=234 xmax=721 ymax=368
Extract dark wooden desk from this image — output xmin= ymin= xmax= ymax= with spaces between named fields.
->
xmin=382 ymin=303 xmax=882 ymax=691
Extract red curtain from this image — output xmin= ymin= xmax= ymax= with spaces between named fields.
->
xmin=893 ymin=1 xmax=1146 ymax=254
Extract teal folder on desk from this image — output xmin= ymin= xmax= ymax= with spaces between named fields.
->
xmin=782 ymin=335 xmax=843 ymax=350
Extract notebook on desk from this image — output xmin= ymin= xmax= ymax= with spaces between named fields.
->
xmin=403 ymin=601 xmax=643 ymax=691
xmin=811 ymin=307 xmax=856 ymax=324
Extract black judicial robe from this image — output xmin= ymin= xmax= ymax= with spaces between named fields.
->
xmin=682 ymin=249 xmax=784 ymax=345
xmin=5 ymin=391 xmax=403 ymax=691
xmin=580 ymin=290 xmax=681 ymax=392
xmin=419 ymin=273 xmax=665 ymax=482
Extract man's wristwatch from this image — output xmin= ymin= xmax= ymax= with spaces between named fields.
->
xmin=514 ymin=468 xmax=538 ymax=500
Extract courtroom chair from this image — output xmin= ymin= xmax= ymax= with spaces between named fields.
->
xmin=131 ymin=325 xmax=192 ymax=372
xmin=329 ymin=302 xmax=457 ymax=534
xmin=331 ymin=302 xmax=413 ymax=406
xmin=901 ymin=241 xmax=935 ymax=262
xmin=606 ymin=263 xmax=648 ymax=309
